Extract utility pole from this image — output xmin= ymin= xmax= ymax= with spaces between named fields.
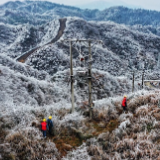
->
xmin=142 ymin=69 xmax=144 ymax=89
xmin=158 ymin=52 xmax=160 ymax=69
xmin=142 ymin=59 xmax=147 ymax=89
xmin=70 ymin=41 xmax=75 ymax=113
xmin=62 ymin=39 xmax=102 ymax=117
xmin=132 ymin=71 xmax=134 ymax=92
xmin=88 ymin=41 xmax=92 ymax=119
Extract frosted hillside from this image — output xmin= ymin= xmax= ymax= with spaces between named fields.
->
xmin=52 ymin=68 xmax=133 ymax=101
xmin=0 ymin=54 xmax=49 ymax=80
xmin=0 ymin=1 xmax=60 ymax=25
xmin=1 ymin=1 xmax=160 ymax=160
xmin=0 ymin=65 xmax=54 ymax=106
xmin=0 ymin=64 xmax=87 ymax=159
xmin=0 ymin=19 xmax=59 ymax=58
xmin=131 ymin=25 xmax=160 ymax=37
xmin=1 ymin=64 xmax=160 ymax=159
xmin=26 ymin=17 xmax=160 ymax=79
xmin=26 ymin=43 xmax=69 ymax=75
xmin=63 ymin=17 xmax=160 ymax=68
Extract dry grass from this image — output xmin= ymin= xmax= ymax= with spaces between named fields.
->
xmin=92 ymin=107 xmax=118 ymax=122
xmin=2 ymin=91 xmax=160 ymax=159
xmin=53 ymin=135 xmax=82 ymax=158
xmin=56 ymin=108 xmax=70 ymax=120
xmin=82 ymin=91 xmax=160 ymax=159
xmin=3 ymin=129 xmax=59 ymax=160
xmin=0 ymin=126 xmax=7 ymax=144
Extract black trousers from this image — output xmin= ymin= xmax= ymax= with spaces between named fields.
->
xmin=123 ymin=106 xmax=127 ymax=111
xmin=48 ymin=127 xmax=54 ymax=135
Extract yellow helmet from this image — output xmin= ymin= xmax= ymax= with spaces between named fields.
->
xmin=49 ymin=116 xmax=52 ymax=119
xmin=43 ymin=119 xmax=46 ymax=122
xmin=124 ymin=95 xmax=127 ymax=98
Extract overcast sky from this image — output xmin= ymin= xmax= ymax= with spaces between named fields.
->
xmin=0 ymin=0 xmax=160 ymax=11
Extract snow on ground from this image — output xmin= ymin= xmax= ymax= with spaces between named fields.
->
xmin=1 ymin=5 xmax=160 ymax=159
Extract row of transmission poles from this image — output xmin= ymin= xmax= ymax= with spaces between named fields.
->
xmin=62 ymin=39 xmax=102 ymax=119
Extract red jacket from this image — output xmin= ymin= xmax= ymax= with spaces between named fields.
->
xmin=122 ymin=97 xmax=127 ymax=107
xmin=41 ymin=122 xmax=47 ymax=131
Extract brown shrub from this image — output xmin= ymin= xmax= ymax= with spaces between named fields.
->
xmin=62 ymin=143 xmax=72 ymax=151
xmin=93 ymin=108 xmax=118 ymax=122
xmin=56 ymin=108 xmax=70 ymax=120
xmin=92 ymin=109 xmax=108 ymax=122
xmin=135 ymin=106 xmax=149 ymax=116
xmin=31 ymin=120 xmax=40 ymax=128
xmin=153 ymin=113 xmax=160 ymax=120
xmin=128 ymin=93 xmax=159 ymax=113
xmin=91 ymin=155 xmax=103 ymax=160
xmin=4 ymin=131 xmax=59 ymax=160
xmin=154 ymin=121 xmax=160 ymax=129
xmin=97 ymin=132 xmax=110 ymax=142
xmin=5 ymin=132 xmax=25 ymax=144
xmin=87 ymin=145 xmax=103 ymax=156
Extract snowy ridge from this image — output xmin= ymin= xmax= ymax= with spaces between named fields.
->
xmin=1 ymin=1 xmax=160 ymax=27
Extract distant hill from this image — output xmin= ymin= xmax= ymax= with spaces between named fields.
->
xmin=77 ymin=0 xmax=139 ymax=10
xmin=0 ymin=1 xmax=160 ymax=27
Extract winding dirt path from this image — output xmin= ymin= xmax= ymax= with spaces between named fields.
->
xmin=17 ymin=18 xmax=67 ymax=63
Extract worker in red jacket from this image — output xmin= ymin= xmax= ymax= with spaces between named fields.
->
xmin=122 ymin=95 xmax=127 ymax=111
xmin=41 ymin=119 xmax=48 ymax=138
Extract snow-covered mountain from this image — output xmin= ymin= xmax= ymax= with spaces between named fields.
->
xmin=24 ymin=17 xmax=160 ymax=79
xmin=1 ymin=1 xmax=160 ymax=160
xmin=1 ymin=1 xmax=160 ymax=26
xmin=1 ymin=16 xmax=160 ymax=77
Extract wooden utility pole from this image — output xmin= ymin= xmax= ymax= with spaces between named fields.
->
xmin=88 ymin=41 xmax=92 ymax=119
xmin=70 ymin=41 xmax=75 ymax=113
xmin=62 ymin=39 xmax=102 ymax=117
xmin=132 ymin=71 xmax=134 ymax=92
xmin=142 ymin=70 xmax=144 ymax=89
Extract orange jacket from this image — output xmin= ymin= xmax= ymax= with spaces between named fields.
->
xmin=122 ymin=97 xmax=127 ymax=107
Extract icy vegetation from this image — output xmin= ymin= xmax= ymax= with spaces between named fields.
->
xmin=1 ymin=63 xmax=160 ymax=159
xmin=0 ymin=64 xmax=85 ymax=159
xmin=1 ymin=1 xmax=160 ymax=160
xmin=0 ymin=19 xmax=59 ymax=58
xmin=26 ymin=17 xmax=160 ymax=80
xmin=0 ymin=54 xmax=49 ymax=80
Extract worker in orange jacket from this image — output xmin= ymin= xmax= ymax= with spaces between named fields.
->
xmin=122 ymin=95 xmax=127 ymax=111
xmin=41 ymin=119 xmax=48 ymax=138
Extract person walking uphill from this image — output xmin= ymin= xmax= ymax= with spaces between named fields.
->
xmin=122 ymin=95 xmax=127 ymax=112
xmin=47 ymin=116 xmax=54 ymax=135
xmin=41 ymin=119 xmax=48 ymax=138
